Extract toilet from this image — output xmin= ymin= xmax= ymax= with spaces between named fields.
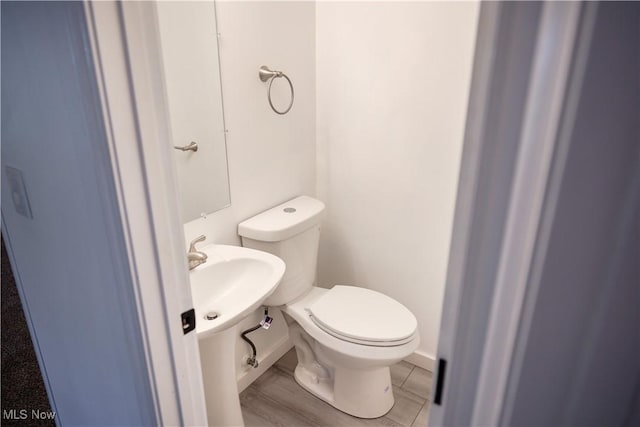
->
xmin=238 ymin=196 xmax=420 ymax=418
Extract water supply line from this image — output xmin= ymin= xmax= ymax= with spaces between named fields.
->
xmin=241 ymin=307 xmax=270 ymax=368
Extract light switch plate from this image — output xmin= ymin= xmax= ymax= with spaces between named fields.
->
xmin=5 ymin=166 xmax=33 ymax=219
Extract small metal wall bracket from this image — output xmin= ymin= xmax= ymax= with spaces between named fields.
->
xmin=174 ymin=141 xmax=198 ymax=152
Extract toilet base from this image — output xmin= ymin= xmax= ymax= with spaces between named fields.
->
xmin=293 ymin=362 xmax=395 ymax=419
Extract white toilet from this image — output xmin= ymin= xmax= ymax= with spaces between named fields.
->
xmin=238 ymin=196 xmax=420 ymax=418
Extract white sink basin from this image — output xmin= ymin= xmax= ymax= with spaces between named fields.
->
xmin=189 ymin=244 xmax=285 ymax=338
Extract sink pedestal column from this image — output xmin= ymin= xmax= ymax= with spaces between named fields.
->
xmin=199 ymin=323 xmax=244 ymax=426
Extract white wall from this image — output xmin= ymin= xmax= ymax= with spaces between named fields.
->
xmin=183 ymin=0 xmax=478 ymax=368
xmin=316 ymin=1 xmax=479 ymax=364
xmin=183 ymin=1 xmax=316 ymax=246
xmin=182 ymin=0 xmax=316 ymax=387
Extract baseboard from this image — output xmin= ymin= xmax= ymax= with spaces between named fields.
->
xmin=236 ymin=335 xmax=293 ymax=393
xmin=404 ymin=350 xmax=435 ymax=372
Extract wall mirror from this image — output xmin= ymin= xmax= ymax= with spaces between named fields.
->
xmin=157 ymin=1 xmax=231 ymax=222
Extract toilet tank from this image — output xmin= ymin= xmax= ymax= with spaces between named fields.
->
xmin=238 ymin=196 xmax=325 ymax=306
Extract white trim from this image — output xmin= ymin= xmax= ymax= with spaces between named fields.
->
xmin=470 ymin=3 xmax=582 ymax=425
xmin=427 ymin=3 xmax=504 ymax=425
xmin=84 ymin=2 xmax=207 ymax=425
xmin=428 ymin=0 xmax=501 ymax=380
xmin=237 ymin=337 xmax=293 ymax=392
xmin=404 ymin=351 xmax=435 ymax=372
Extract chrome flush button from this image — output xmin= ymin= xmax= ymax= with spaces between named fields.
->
xmin=283 ymin=207 xmax=296 ymax=213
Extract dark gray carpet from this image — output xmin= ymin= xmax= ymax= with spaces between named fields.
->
xmin=1 ymin=236 xmax=54 ymax=426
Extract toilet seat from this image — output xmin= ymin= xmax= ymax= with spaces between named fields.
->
xmin=306 ymin=285 xmax=417 ymax=347
xmin=286 ymin=286 xmax=419 ymax=362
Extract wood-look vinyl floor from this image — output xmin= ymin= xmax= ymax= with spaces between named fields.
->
xmin=240 ymin=349 xmax=432 ymax=427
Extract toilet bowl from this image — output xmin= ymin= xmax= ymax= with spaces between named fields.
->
xmin=238 ymin=196 xmax=420 ymax=418
xmin=285 ymin=286 xmax=419 ymax=418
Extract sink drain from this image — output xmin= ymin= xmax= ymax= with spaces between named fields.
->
xmin=204 ymin=312 xmax=219 ymax=320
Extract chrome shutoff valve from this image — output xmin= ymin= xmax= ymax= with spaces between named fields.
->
xmin=247 ymin=356 xmax=259 ymax=368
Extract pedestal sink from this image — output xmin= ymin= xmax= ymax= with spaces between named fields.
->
xmin=190 ymin=244 xmax=285 ymax=426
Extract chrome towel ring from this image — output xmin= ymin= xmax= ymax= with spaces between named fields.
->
xmin=259 ymin=65 xmax=294 ymax=115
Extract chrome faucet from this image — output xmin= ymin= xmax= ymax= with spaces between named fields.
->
xmin=187 ymin=235 xmax=208 ymax=270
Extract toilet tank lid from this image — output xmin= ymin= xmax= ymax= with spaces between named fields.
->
xmin=238 ymin=196 xmax=325 ymax=242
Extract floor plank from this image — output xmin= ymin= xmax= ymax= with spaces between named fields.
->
xmin=401 ymin=367 xmax=432 ymax=401
xmin=250 ymin=366 xmax=401 ymax=426
xmin=273 ymin=347 xmax=297 ymax=373
xmin=385 ymin=387 xmax=424 ymax=426
xmin=411 ymin=401 xmax=431 ymax=427
xmin=240 ymin=351 xmax=432 ymax=427
xmin=241 ymin=386 xmax=316 ymax=427
xmin=390 ymin=360 xmax=414 ymax=387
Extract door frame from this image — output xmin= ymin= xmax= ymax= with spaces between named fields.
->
xmin=82 ymin=1 xmax=601 ymax=425
xmin=84 ymin=1 xmax=207 ymax=425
